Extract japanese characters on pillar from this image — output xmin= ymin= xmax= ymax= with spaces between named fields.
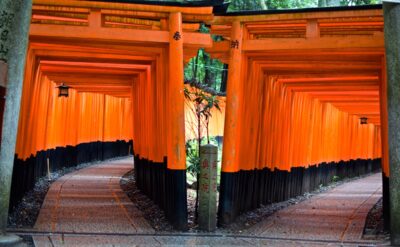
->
xmin=167 ymin=12 xmax=186 ymax=170
xmin=221 ymin=21 xmax=243 ymax=173
xmin=0 ymin=9 xmax=14 ymax=62
xmin=0 ymin=61 xmax=6 ymax=88
xmin=0 ymin=9 xmax=11 ymax=154
xmin=0 ymin=61 xmax=7 ymax=148
xmin=0 ymin=8 xmax=13 ymax=104
xmin=199 ymin=145 xmax=218 ymax=231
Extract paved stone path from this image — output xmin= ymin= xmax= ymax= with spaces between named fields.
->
xmin=247 ymin=172 xmax=383 ymax=242
xmin=33 ymin=158 xmax=154 ymax=246
xmin=31 ymin=158 xmax=384 ymax=246
xmin=26 ymin=233 xmax=384 ymax=246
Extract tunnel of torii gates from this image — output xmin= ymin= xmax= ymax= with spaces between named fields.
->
xmin=0 ymin=0 xmax=397 ymax=235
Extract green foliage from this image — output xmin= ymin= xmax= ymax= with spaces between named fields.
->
xmin=184 ymin=24 xmax=226 ymax=92
xmin=141 ymin=0 xmax=381 ymax=9
xmin=227 ymin=0 xmax=381 ymax=11
xmin=228 ymin=0 xmax=317 ymax=11
xmin=332 ymin=175 xmax=341 ymax=182
xmin=186 ymin=139 xmax=200 ymax=179
xmin=340 ymin=0 xmax=381 ymax=5
xmin=186 ymin=137 xmax=222 ymax=184
xmin=184 ymin=48 xmax=225 ymax=92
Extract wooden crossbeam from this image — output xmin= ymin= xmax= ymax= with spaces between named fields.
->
xmin=30 ymin=23 xmax=212 ymax=47
xmin=244 ymin=35 xmax=384 ymax=51
xmin=211 ymin=9 xmax=383 ymax=24
xmin=33 ymin=0 xmax=214 ymax=15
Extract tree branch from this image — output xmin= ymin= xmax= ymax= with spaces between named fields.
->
xmin=184 ymin=79 xmax=226 ymax=97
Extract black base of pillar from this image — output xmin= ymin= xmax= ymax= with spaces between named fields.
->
xmin=218 ymin=158 xmax=381 ymax=225
xmin=9 ymin=140 xmax=133 ymax=213
xmin=134 ymin=156 xmax=188 ymax=230
xmin=165 ymin=168 xmax=188 ymax=230
xmin=218 ymin=172 xmax=238 ymax=226
xmin=382 ymin=173 xmax=390 ymax=231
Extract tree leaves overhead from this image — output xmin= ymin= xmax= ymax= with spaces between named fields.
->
xmin=184 ymin=46 xmax=226 ymax=93
xmin=227 ymin=0 xmax=381 ymax=11
xmin=140 ymin=0 xmax=381 ymax=9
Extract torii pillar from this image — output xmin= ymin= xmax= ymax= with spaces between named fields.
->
xmin=384 ymin=1 xmax=400 ymax=245
xmin=166 ymin=12 xmax=188 ymax=230
xmin=0 ymin=0 xmax=32 ymax=245
xmin=218 ymin=21 xmax=243 ymax=225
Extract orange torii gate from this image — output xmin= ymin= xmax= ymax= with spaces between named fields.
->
xmin=206 ymin=6 xmax=388 ymax=226
xmin=0 ymin=0 xmax=393 ymax=236
xmin=6 ymin=0 xmax=221 ymax=230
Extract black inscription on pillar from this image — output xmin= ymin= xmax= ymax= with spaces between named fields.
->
xmin=1 ymin=30 xmax=9 ymax=41
xmin=0 ymin=11 xmax=14 ymax=62
xmin=0 ymin=44 xmax=8 ymax=58
xmin=230 ymin=40 xmax=239 ymax=49
xmin=173 ymin=31 xmax=182 ymax=41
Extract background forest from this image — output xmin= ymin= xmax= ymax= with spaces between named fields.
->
xmin=151 ymin=0 xmax=382 ymax=12
xmin=228 ymin=0 xmax=382 ymax=11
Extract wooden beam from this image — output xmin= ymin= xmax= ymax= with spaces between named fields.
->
xmin=31 ymin=48 xmax=158 ymax=62
xmin=33 ymin=0 xmax=214 ymax=15
xmin=211 ymin=9 xmax=382 ymax=25
xmin=47 ymin=75 xmax=133 ymax=85
xmin=306 ymin=19 xmax=320 ymax=38
xmin=29 ymin=23 xmax=212 ymax=47
xmin=205 ymin=40 xmax=230 ymax=53
xmin=29 ymin=23 xmax=169 ymax=43
xmin=288 ymin=85 xmax=379 ymax=92
xmin=40 ymin=60 xmax=150 ymax=69
xmin=243 ymin=34 xmax=384 ymax=51
xmin=184 ymin=32 xmax=213 ymax=48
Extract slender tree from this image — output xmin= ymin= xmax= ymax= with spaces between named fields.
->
xmin=184 ymin=87 xmax=221 ymax=221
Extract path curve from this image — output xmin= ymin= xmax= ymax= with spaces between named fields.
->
xmin=31 ymin=158 xmax=384 ymax=246
xmin=247 ymin=172 xmax=383 ymax=242
xmin=33 ymin=158 xmax=154 ymax=246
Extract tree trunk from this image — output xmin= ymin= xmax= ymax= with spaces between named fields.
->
xmin=206 ymin=118 xmax=210 ymax=144
xmin=209 ymin=60 xmax=217 ymax=88
xmin=193 ymin=50 xmax=201 ymax=82
xmin=259 ymin=0 xmax=268 ymax=10
xmin=204 ymin=53 xmax=214 ymax=88
xmin=327 ymin=0 xmax=340 ymax=6
xmin=318 ymin=0 xmax=327 ymax=7
xmin=195 ymin=110 xmax=201 ymax=220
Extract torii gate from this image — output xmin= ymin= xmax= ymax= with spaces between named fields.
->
xmin=1 ymin=0 xmax=400 ymax=246
xmin=0 ymin=0 xmax=219 ymax=235
xmin=206 ymin=5 xmax=387 ymax=225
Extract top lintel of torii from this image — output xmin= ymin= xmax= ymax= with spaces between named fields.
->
xmin=30 ymin=1 xmax=385 ymax=53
